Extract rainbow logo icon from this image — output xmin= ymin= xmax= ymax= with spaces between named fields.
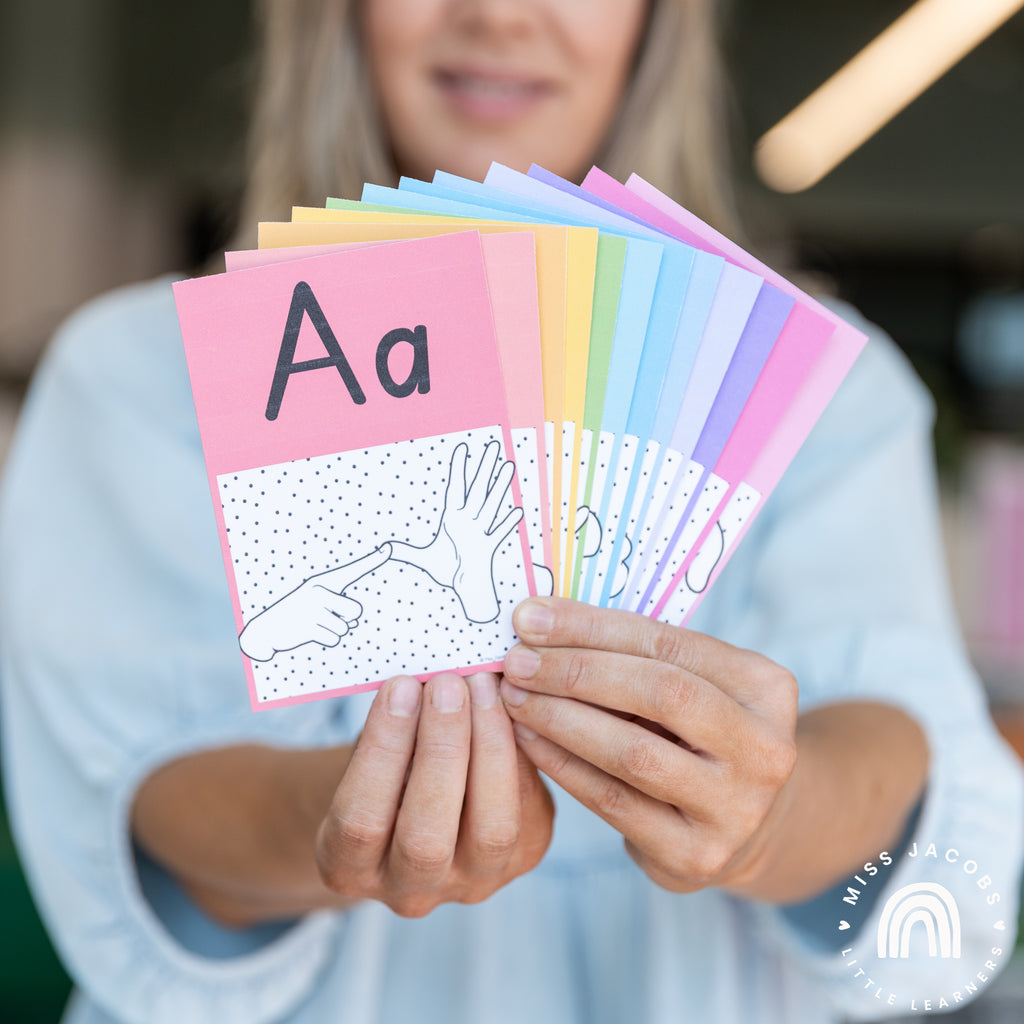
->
xmin=877 ymin=882 xmax=962 ymax=960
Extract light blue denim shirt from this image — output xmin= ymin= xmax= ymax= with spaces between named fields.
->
xmin=1 ymin=277 xmax=1021 ymax=1024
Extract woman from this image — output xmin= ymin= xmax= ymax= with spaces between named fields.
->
xmin=2 ymin=2 xmax=1020 ymax=1023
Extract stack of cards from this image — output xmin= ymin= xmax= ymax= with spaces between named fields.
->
xmin=173 ymin=165 xmax=867 ymax=710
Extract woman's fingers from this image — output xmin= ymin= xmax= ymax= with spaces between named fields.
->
xmin=502 ymin=638 xmax=797 ymax=823
xmin=513 ymin=743 xmax=556 ymax=867
xmin=505 ymin=725 xmax=706 ymax=881
xmin=320 ymin=670 xmax=553 ymax=916
xmin=512 ymin=597 xmax=797 ymax=714
xmin=499 ymin=597 xmax=800 ymax=895
xmin=503 ymin=642 xmax=742 ymax=755
xmin=387 ymin=673 xmax=472 ymax=895
xmin=508 ymin=718 xmax=773 ymax=894
xmin=501 ymin=678 xmax=716 ymax=812
xmin=317 ymin=676 xmax=422 ymax=889
xmin=458 ymin=673 xmax=523 ymax=876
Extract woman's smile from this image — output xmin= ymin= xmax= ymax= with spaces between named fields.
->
xmin=431 ymin=64 xmax=558 ymax=123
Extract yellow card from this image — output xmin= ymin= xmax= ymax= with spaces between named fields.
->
xmin=560 ymin=228 xmax=598 ymax=596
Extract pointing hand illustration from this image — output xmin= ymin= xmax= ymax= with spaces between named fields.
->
xmin=237 ymin=440 xmax=525 ymax=663
xmin=238 ymin=544 xmax=392 ymax=662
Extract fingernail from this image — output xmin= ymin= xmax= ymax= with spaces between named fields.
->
xmin=432 ymin=674 xmax=465 ymax=713
xmin=467 ymin=672 xmax=498 ymax=709
xmin=388 ymin=676 xmax=421 ymax=718
xmin=513 ymin=721 xmax=538 ymax=742
xmin=504 ymin=645 xmax=540 ymax=679
xmin=500 ymin=679 xmax=529 ymax=707
xmin=515 ymin=600 xmax=554 ymax=638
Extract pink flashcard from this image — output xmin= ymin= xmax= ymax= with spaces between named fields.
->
xmin=473 ymin=233 xmax=552 ymax=583
xmin=227 ymin=232 xmax=552 ymax=587
xmin=174 ymin=232 xmax=533 ymax=709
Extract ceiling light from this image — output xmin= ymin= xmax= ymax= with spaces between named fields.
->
xmin=755 ymin=0 xmax=1024 ymax=193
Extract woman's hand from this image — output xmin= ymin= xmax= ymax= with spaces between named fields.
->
xmin=500 ymin=597 xmax=800 ymax=896
xmin=500 ymin=598 xmax=929 ymax=904
xmin=316 ymin=672 xmax=553 ymax=918
xmin=134 ymin=672 xmax=552 ymax=927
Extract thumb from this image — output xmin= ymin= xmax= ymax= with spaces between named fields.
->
xmin=516 ymin=743 xmax=554 ymax=850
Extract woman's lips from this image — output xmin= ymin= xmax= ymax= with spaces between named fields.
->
xmin=433 ymin=68 xmax=555 ymax=122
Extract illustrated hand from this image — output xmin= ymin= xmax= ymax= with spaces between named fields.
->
xmin=392 ymin=441 xmax=524 ymax=622
xmin=685 ymin=522 xmax=725 ymax=594
xmin=500 ymin=598 xmax=798 ymax=894
xmin=316 ymin=672 xmax=553 ymax=917
xmin=238 ymin=544 xmax=392 ymax=662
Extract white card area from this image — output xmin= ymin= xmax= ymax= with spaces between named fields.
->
xmin=622 ymin=458 xmax=705 ymax=611
xmin=570 ymin=427 xmax=596 ymax=599
xmin=558 ymin=420 xmax=577 ymax=595
xmin=655 ymin=482 xmax=761 ymax=624
xmin=638 ymin=472 xmax=728 ymax=616
xmin=544 ymin=420 xmax=556 ymax=526
xmin=511 ymin=426 xmax=545 ymax=582
xmin=573 ymin=429 xmax=615 ymax=599
xmin=622 ymin=441 xmax=666 ymax=544
xmin=581 ymin=433 xmax=639 ymax=605
xmin=544 ymin=419 xmax=558 ymax=587
xmin=596 ymin=438 xmax=661 ymax=606
xmin=612 ymin=446 xmax=685 ymax=610
xmin=219 ymin=427 xmax=530 ymax=704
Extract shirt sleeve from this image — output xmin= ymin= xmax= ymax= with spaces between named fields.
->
xmin=690 ymin=303 xmax=1024 ymax=1018
xmin=0 ymin=280 xmax=354 ymax=1024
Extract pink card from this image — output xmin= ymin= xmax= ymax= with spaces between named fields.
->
xmin=174 ymin=232 xmax=533 ymax=709
xmin=227 ymin=233 xmax=552 ymax=585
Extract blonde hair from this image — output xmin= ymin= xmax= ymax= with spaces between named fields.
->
xmin=238 ymin=0 xmax=741 ymax=244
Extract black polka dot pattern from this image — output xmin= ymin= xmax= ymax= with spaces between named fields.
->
xmin=662 ymin=474 xmax=728 ymax=579
xmin=625 ymin=454 xmax=703 ymax=607
xmin=582 ymin=433 xmax=639 ymax=603
xmin=512 ymin=427 xmax=545 ymax=569
xmin=576 ymin=429 xmax=616 ymax=603
xmin=218 ymin=428 xmax=531 ymax=702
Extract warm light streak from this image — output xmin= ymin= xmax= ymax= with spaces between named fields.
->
xmin=755 ymin=0 xmax=1024 ymax=193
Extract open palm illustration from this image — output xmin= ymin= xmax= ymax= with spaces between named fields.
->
xmin=388 ymin=440 xmax=523 ymax=622
xmin=238 ymin=440 xmax=524 ymax=662
xmin=684 ymin=521 xmax=725 ymax=595
xmin=567 ymin=505 xmax=631 ymax=599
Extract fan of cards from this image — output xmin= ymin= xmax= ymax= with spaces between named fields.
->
xmin=173 ymin=164 xmax=865 ymax=710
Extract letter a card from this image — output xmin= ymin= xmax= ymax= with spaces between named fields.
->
xmin=173 ymin=231 xmax=533 ymax=709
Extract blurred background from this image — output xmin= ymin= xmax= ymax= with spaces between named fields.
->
xmin=1 ymin=1 xmax=1022 ymax=1020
